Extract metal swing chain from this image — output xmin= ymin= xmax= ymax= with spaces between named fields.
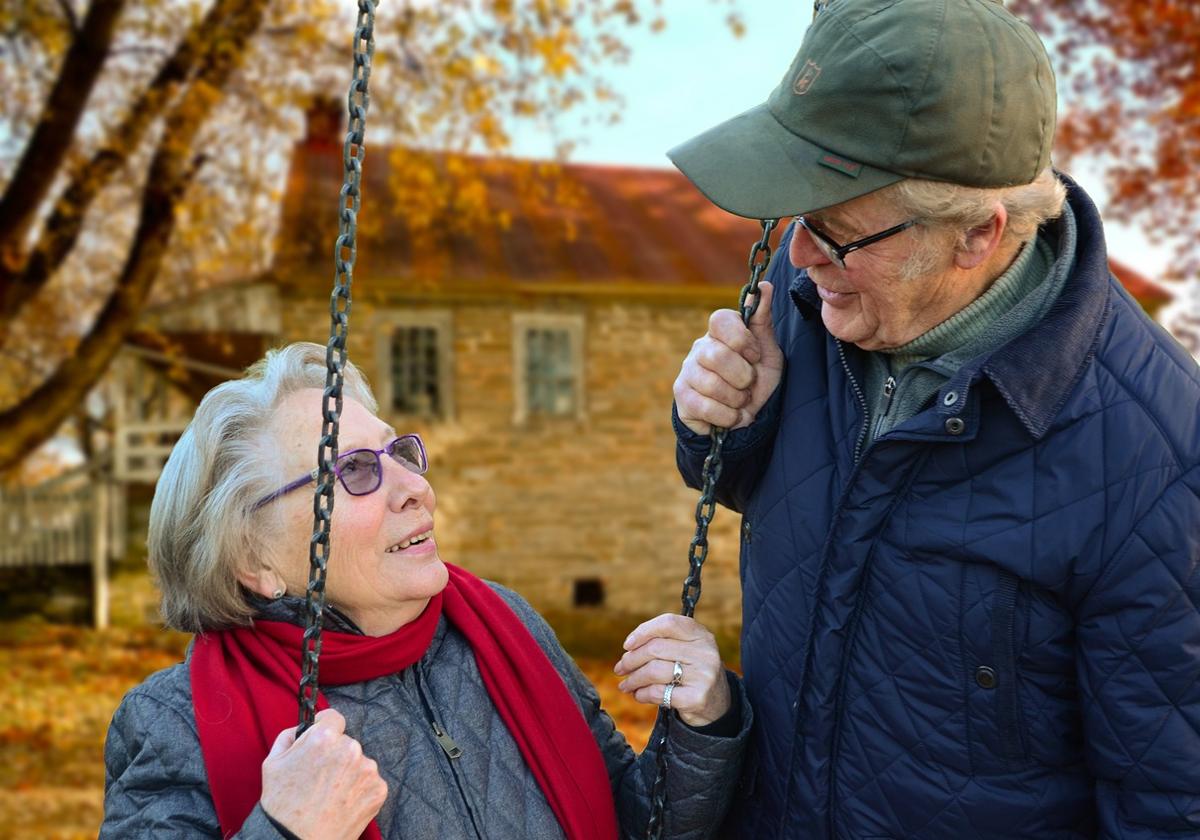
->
xmin=297 ymin=0 xmax=378 ymax=735
xmin=644 ymin=217 xmax=778 ymax=839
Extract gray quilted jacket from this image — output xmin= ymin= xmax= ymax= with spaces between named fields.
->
xmin=101 ymin=583 xmax=750 ymax=839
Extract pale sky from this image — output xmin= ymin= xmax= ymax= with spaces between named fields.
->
xmin=508 ymin=0 xmax=1178 ymax=279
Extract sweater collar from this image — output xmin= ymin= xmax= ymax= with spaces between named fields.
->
xmin=789 ymin=174 xmax=1111 ymax=440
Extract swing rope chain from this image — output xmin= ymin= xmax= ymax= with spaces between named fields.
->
xmin=644 ymin=217 xmax=778 ymax=840
xmin=297 ymin=0 xmax=378 ymax=736
xmin=296 ymin=0 xmax=779 ymax=829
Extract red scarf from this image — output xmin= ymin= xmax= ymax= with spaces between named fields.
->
xmin=190 ymin=564 xmax=617 ymax=840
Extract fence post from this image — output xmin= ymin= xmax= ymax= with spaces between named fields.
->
xmin=92 ymin=481 xmax=110 ymax=630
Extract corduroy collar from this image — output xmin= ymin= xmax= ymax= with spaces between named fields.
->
xmin=789 ymin=173 xmax=1111 ymax=440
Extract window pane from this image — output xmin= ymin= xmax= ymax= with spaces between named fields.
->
xmin=390 ymin=326 xmax=441 ymax=416
xmin=526 ymin=327 xmax=575 ymax=415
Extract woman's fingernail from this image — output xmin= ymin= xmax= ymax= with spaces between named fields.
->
xmin=623 ymin=635 xmax=634 ymax=649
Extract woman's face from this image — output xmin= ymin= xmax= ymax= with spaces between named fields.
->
xmin=256 ymin=388 xmax=447 ymax=635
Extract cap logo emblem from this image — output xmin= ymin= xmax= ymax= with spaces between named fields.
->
xmin=793 ymin=60 xmax=822 ymax=95
xmin=818 ymin=152 xmax=863 ymax=178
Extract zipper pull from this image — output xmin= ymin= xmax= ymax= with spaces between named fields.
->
xmin=431 ymin=721 xmax=464 ymax=759
xmin=881 ymin=376 xmax=896 ymax=416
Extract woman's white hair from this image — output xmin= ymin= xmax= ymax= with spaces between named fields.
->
xmin=148 ymin=342 xmax=377 ymax=633
xmin=881 ymin=167 xmax=1067 ymax=279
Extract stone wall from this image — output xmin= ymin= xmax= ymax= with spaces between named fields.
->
xmin=279 ymin=293 xmax=746 ymax=629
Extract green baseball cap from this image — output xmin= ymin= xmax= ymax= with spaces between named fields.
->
xmin=667 ymin=0 xmax=1057 ymax=219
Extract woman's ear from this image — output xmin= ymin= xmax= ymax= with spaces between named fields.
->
xmin=237 ymin=561 xmax=282 ymax=599
xmin=954 ymin=203 xmax=1008 ymax=270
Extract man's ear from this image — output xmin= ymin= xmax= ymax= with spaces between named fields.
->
xmin=954 ymin=203 xmax=1008 ymax=270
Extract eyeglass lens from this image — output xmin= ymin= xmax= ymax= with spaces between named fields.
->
xmin=797 ymin=218 xmax=846 ymax=268
xmin=336 ymin=437 xmax=428 ymax=496
xmin=386 ymin=436 xmax=427 ymax=474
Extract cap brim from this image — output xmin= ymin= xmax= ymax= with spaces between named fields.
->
xmin=667 ymin=103 xmax=904 ymax=220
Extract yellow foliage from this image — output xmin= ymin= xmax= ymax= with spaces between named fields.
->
xmin=0 ymin=615 xmax=656 ymax=835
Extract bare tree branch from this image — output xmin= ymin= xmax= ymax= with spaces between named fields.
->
xmin=0 ymin=0 xmax=272 ymax=471
xmin=55 ymin=0 xmax=80 ymax=34
xmin=0 ymin=0 xmax=125 ymax=268
xmin=0 ymin=0 xmax=251 ymax=333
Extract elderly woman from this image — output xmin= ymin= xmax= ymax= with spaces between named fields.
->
xmin=100 ymin=342 xmax=749 ymax=840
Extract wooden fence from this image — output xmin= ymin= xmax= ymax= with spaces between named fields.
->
xmin=0 ymin=467 xmax=124 ymax=628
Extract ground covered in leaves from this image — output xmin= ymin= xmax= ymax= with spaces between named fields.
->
xmin=0 ymin=610 xmax=664 ymax=839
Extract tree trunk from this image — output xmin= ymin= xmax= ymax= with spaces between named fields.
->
xmin=0 ymin=0 xmax=271 ymax=472
xmin=0 ymin=0 xmax=255 ymax=339
xmin=0 ymin=0 xmax=127 ymax=268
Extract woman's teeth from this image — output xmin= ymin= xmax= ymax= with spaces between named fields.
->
xmin=385 ymin=530 xmax=433 ymax=553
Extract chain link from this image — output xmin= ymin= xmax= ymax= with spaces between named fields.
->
xmin=297 ymin=0 xmax=378 ymax=736
xmin=645 ymin=218 xmax=778 ymax=839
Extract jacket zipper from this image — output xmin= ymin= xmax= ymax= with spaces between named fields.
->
xmin=780 ymin=340 xmax=874 ymax=837
xmin=873 ymin=375 xmax=897 ymax=439
xmin=412 ymin=666 xmax=484 ymax=839
xmin=823 ymin=452 xmax=931 ymax=840
xmin=836 ymin=340 xmax=871 ymax=463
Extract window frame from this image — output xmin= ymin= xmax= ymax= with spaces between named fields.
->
xmin=512 ymin=312 xmax=585 ymax=424
xmin=374 ymin=309 xmax=455 ymax=421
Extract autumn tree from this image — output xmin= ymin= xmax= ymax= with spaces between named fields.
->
xmin=0 ymin=0 xmax=739 ymax=472
xmin=1008 ymin=0 xmax=1200 ymax=353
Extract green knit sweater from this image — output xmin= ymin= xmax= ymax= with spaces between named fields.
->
xmin=861 ymin=204 xmax=1077 ymax=441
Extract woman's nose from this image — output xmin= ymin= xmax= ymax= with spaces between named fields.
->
xmin=789 ymin=221 xmax=832 ymax=270
xmin=385 ymin=459 xmax=432 ymax=511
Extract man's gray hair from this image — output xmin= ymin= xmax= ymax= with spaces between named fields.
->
xmin=148 ymin=342 xmax=377 ymax=633
xmin=886 ymin=167 xmax=1067 ymax=247
xmin=880 ymin=167 xmax=1067 ymax=281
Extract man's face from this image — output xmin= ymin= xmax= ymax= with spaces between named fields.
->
xmin=789 ymin=191 xmax=960 ymax=351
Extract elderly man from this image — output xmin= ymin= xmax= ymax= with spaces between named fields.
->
xmin=669 ymin=1 xmax=1200 ymax=838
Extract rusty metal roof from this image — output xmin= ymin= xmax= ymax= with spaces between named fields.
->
xmin=273 ymin=144 xmax=783 ymax=300
xmin=272 ymin=139 xmax=1173 ymax=308
xmin=1109 ymin=257 xmax=1173 ymax=305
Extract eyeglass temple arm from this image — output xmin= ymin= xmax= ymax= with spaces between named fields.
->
xmin=840 ymin=219 xmax=919 ymax=257
xmin=250 ymin=468 xmax=322 ymax=512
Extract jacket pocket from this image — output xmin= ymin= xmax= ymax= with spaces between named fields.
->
xmin=962 ymin=566 xmax=1029 ymax=772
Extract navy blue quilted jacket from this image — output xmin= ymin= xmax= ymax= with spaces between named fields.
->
xmin=675 ymin=178 xmax=1200 ymax=839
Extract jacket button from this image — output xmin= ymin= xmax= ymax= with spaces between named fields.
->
xmin=741 ymin=519 xmax=752 ymax=543
xmin=945 ymin=417 xmax=965 ymax=435
xmin=942 ymin=391 xmax=959 ymax=406
xmin=975 ymin=666 xmax=997 ymax=689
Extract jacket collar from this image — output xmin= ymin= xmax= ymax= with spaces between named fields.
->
xmin=788 ymin=174 xmax=1111 ymax=440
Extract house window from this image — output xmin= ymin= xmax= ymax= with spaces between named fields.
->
xmin=390 ymin=326 xmax=441 ymax=415
xmin=573 ymin=578 xmax=605 ymax=608
xmin=513 ymin=313 xmax=584 ymax=423
xmin=375 ymin=310 xmax=453 ymax=420
xmin=526 ymin=328 xmax=575 ymax=415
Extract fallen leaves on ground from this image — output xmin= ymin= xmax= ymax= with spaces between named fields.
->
xmin=0 ymin=619 xmax=657 ymax=838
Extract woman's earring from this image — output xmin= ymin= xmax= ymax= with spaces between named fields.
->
xmin=272 ymin=588 xmax=285 ymax=600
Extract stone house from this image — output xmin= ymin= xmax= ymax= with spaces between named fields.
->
xmin=60 ymin=108 xmax=1175 ymax=630
xmin=126 ymin=112 xmax=775 ymax=628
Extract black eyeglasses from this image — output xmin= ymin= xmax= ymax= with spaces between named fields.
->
xmin=251 ymin=434 xmax=429 ymax=511
xmin=795 ymin=215 xmax=918 ymax=268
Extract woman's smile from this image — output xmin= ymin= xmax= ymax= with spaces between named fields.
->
xmin=383 ymin=528 xmax=437 ymax=556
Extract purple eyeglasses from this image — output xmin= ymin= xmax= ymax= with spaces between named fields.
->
xmin=250 ymin=434 xmax=429 ymax=511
